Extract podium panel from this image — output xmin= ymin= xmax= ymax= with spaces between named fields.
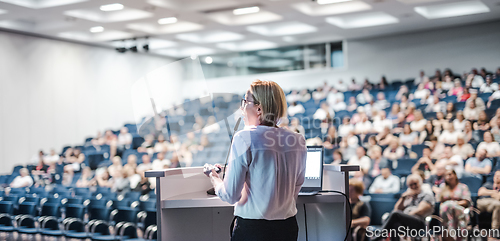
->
xmin=146 ymin=164 xmax=359 ymax=241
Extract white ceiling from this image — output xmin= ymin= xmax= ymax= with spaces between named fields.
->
xmin=0 ymin=0 xmax=499 ymax=58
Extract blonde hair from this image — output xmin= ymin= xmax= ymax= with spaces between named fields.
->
xmin=250 ymin=80 xmax=287 ymax=126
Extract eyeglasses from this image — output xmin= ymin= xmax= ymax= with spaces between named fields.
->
xmin=408 ymin=182 xmax=419 ymax=188
xmin=241 ymin=98 xmax=257 ymax=108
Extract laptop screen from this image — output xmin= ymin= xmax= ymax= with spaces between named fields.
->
xmin=300 ymin=146 xmax=324 ymax=192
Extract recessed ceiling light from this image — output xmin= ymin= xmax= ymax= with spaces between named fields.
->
xmin=317 ymin=0 xmax=351 ymax=4
xmin=246 ymin=21 xmax=317 ymax=36
xmin=414 ymin=0 xmax=490 ymax=19
xmin=158 ymin=17 xmax=178 ymax=25
xmin=100 ymin=3 xmax=124 ymax=12
xmin=326 ymin=12 xmax=399 ymax=29
xmin=90 ymin=26 xmax=104 ymax=33
xmin=233 ymin=6 xmax=260 ymax=15
xmin=205 ymin=56 xmax=213 ymax=64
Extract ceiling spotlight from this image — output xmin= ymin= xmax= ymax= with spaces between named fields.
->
xmin=205 ymin=56 xmax=213 ymax=64
xmin=158 ymin=17 xmax=178 ymax=25
xmin=143 ymin=44 xmax=149 ymax=52
xmin=129 ymin=46 xmax=138 ymax=52
xmin=90 ymin=26 xmax=104 ymax=33
xmin=233 ymin=6 xmax=260 ymax=15
xmin=100 ymin=3 xmax=124 ymax=11
xmin=316 ymin=0 xmax=351 ymax=5
xmin=190 ymin=54 xmax=197 ymax=60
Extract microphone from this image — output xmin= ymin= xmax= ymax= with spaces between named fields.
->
xmin=207 ymin=117 xmax=242 ymax=195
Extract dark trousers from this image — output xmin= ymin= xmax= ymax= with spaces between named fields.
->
xmin=379 ymin=211 xmax=426 ymax=241
xmin=231 ymin=216 xmax=298 ymax=241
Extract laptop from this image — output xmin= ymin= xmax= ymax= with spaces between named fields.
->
xmin=299 ymin=146 xmax=324 ymax=196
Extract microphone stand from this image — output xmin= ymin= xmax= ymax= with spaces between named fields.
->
xmin=207 ymin=117 xmax=241 ymax=195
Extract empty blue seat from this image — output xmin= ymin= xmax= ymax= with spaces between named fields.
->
xmin=460 ymin=175 xmax=483 ymax=195
xmin=368 ymin=198 xmax=398 ymax=226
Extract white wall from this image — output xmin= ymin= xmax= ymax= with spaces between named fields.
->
xmin=0 ymin=31 xmax=174 ymax=172
xmin=184 ymin=20 xmax=500 ymax=98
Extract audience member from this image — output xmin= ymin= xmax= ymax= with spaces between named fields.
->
xmin=288 ymin=101 xmax=305 ymax=117
xmin=95 ymin=169 xmax=113 ymax=188
xmin=286 ymin=90 xmax=300 ymax=103
xmin=480 ymin=76 xmax=498 ymax=93
xmin=368 ymin=146 xmax=390 ymax=178
xmin=111 ymin=168 xmax=130 ymax=194
xmin=410 ymin=110 xmax=427 ymax=132
xmin=326 ymin=88 xmax=344 ymax=108
xmin=453 ymin=111 xmax=466 ymax=132
xmin=153 ymin=134 xmax=169 ymax=153
xmin=331 ymin=150 xmax=343 ymax=165
xmin=349 ymin=179 xmax=371 ymax=241
xmin=138 ymin=154 xmax=152 ymax=170
xmin=133 ymin=168 xmax=152 ymax=195
xmin=477 ymin=170 xmax=500 ymax=231
xmin=372 ymin=111 xmax=392 ymax=133
xmin=426 ymin=162 xmax=446 ymax=195
xmin=477 ymin=131 xmax=500 ymax=157
xmin=44 ymin=149 xmax=60 ymax=164
xmin=298 ymin=89 xmax=311 ymax=102
xmin=473 ymin=111 xmax=490 ymax=131
xmin=10 ymin=168 xmax=34 ymax=188
xmin=448 ymin=79 xmax=463 ymax=97
xmin=434 ymin=146 xmax=464 ymax=178
xmin=369 ymin=167 xmax=400 ymax=194
xmin=374 ymin=174 xmax=434 ymax=241
xmin=76 ymin=167 xmax=93 ymax=188
xmin=323 ymin=126 xmax=341 ymax=149
xmin=117 ymin=127 xmax=133 ymax=147
xmin=383 ymin=138 xmax=405 ymax=162
xmin=399 ymin=124 xmax=419 ymax=146
xmin=313 ymin=102 xmax=334 ymax=121
xmin=452 ymin=135 xmax=475 ymax=160
xmin=348 ymin=147 xmax=371 ymax=174
xmin=349 ymin=79 xmax=362 ymax=91
xmin=357 ymin=89 xmax=373 ymax=105
xmin=415 ymin=70 xmax=430 ymax=85
xmin=338 ymin=117 xmax=354 ymax=137
xmin=411 ymin=146 xmax=435 ymax=175
xmin=464 ymin=149 xmax=492 ymax=177
xmin=437 ymin=169 xmax=472 ymax=240
xmin=438 ymin=123 xmax=460 ymax=145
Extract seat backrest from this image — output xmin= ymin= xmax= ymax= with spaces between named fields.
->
xmin=89 ymin=206 xmax=111 ymax=222
xmin=144 ymin=210 xmax=157 ymax=229
xmin=2 ymin=195 xmax=19 ymax=204
xmin=40 ymin=203 xmax=61 ymax=217
xmin=65 ymin=204 xmax=85 ymax=220
xmin=112 ymin=208 xmax=138 ymax=223
xmin=139 ymin=200 xmax=156 ymax=211
xmin=22 ymin=196 xmax=40 ymax=206
xmin=66 ymin=197 xmax=83 ymax=205
xmin=18 ymin=203 xmax=37 ymax=216
xmin=369 ymin=198 xmax=398 ymax=226
xmin=460 ymin=176 xmax=483 ymax=194
xmin=0 ymin=201 xmax=14 ymax=214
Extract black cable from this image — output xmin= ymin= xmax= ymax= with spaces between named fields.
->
xmin=310 ymin=190 xmax=351 ymax=241
xmin=303 ymin=203 xmax=308 ymax=241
